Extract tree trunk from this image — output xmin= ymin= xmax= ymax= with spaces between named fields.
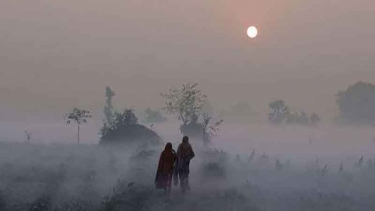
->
xmin=77 ymin=124 xmax=80 ymax=144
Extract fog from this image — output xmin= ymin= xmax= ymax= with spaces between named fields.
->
xmin=0 ymin=122 xmax=375 ymax=210
xmin=1 ymin=0 xmax=375 ymax=210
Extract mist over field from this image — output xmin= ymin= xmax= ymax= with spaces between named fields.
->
xmin=1 ymin=0 xmax=375 ymax=210
xmin=0 ymin=121 xmax=375 ymax=210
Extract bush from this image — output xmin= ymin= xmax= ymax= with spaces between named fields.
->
xmin=99 ymin=110 xmax=161 ymax=146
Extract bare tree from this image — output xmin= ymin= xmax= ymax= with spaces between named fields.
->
xmin=65 ymin=108 xmax=91 ymax=144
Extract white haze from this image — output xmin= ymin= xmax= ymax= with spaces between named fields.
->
xmin=0 ymin=122 xmax=375 ymax=210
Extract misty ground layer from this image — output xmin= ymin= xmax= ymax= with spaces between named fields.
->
xmin=0 ymin=142 xmax=374 ymax=211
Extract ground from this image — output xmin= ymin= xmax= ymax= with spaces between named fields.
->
xmin=0 ymin=140 xmax=375 ymax=211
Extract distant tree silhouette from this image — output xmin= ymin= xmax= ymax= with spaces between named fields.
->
xmin=65 ymin=108 xmax=91 ymax=144
xmin=162 ymin=83 xmax=222 ymax=143
xmin=104 ymin=86 xmax=115 ymax=125
xmin=268 ymin=100 xmax=290 ymax=124
xmin=336 ymin=81 xmax=375 ymax=124
xmin=162 ymin=83 xmax=206 ymax=125
xmin=269 ymin=100 xmax=320 ymax=126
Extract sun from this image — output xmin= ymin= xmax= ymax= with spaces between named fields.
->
xmin=247 ymin=26 xmax=258 ymax=38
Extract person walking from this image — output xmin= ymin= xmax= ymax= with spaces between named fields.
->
xmin=155 ymin=142 xmax=177 ymax=195
xmin=174 ymin=136 xmax=195 ymax=193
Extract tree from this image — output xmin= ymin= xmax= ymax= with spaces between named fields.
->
xmin=268 ymin=100 xmax=290 ymax=124
xmin=336 ymin=81 xmax=375 ymax=124
xmin=161 ymin=83 xmax=207 ymax=125
xmin=269 ymin=100 xmax=320 ymax=126
xmin=65 ymin=108 xmax=91 ymax=144
xmin=104 ymin=86 xmax=115 ymax=125
xmin=162 ymin=83 xmax=222 ymax=142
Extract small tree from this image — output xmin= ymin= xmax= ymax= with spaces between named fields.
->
xmin=162 ymin=83 xmax=222 ymax=142
xmin=269 ymin=100 xmax=320 ymax=126
xmin=268 ymin=100 xmax=290 ymax=124
xmin=336 ymin=81 xmax=375 ymax=124
xmin=65 ymin=108 xmax=91 ymax=144
xmin=104 ymin=86 xmax=115 ymax=125
xmin=162 ymin=83 xmax=207 ymax=125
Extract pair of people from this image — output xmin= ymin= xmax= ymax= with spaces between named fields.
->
xmin=155 ymin=136 xmax=195 ymax=194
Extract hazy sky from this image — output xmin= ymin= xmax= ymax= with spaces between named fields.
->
xmin=1 ymin=0 xmax=375 ymax=121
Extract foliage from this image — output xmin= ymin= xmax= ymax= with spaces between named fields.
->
xmin=64 ymin=108 xmax=91 ymax=144
xmin=101 ymin=109 xmax=139 ymax=139
xmin=336 ymin=81 xmax=375 ymax=124
xmin=268 ymin=100 xmax=290 ymax=124
xmin=65 ymin=108 xmax=91 ymax=125
xmin=201 ymin=113 xmax=224 ymax=142
xmin=268 ymin=100 xmax=320 ymax=126
xmin=143 ymin=108 xmax=167 ymax=123
xmin=103 ymin=86 xmax=115 ymax=125
xmin=162 ymin=83 xmax=222 ymax=142
xmin=100 ymin=109 xmax=161 ymax=145
xmin=161 ymin=83 xmax=207 ymax=125
xmin=99 ymin=86 xmax=161 ymax=145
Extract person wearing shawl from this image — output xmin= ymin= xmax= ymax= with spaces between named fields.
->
xmin=174 ymin=136 xmax=195 ymax=193
xmin=155 ymin=142 xmax=177 ymax=194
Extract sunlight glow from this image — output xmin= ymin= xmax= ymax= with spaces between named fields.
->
xmin=247 ymin=26 xmax=258 ymax=38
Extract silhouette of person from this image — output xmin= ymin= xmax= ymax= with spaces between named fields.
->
xmin=174 ymin=136 xmax=195 ymax=193
xmin=155 ymin=142 xmax=177 ymax=194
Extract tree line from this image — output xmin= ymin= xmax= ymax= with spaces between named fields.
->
xmin=64 ymin=81 xmax=375 ymax=144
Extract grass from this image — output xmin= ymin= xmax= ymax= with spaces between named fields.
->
xmin=0 ymin=142 xmax=374 ymax=211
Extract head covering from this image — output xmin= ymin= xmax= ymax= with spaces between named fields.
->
xmin=182 ymin=136 xmax=189 ymax=144
xmin=165 ymin=142 xmax=173 ymax=151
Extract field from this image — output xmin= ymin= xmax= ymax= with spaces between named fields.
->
xmin=1 ymin=123 xmax=375 ymax=211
